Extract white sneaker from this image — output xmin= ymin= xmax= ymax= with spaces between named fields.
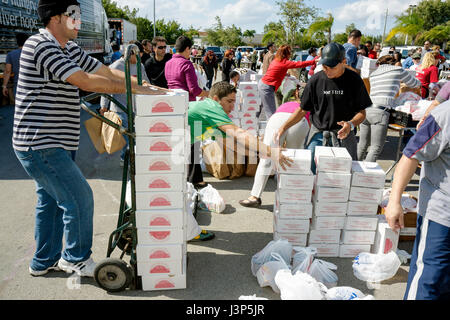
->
xmin=29 ymin=261 xmax=60 ymax=277
xmin=120 ymin=159 xmax=124 ymax=167
xmin=58 ymin=257 xmax=97 ymax=277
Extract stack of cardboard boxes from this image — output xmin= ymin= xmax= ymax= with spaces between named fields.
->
xmin=237 ymin=81 xmax=260 ymax=136
xmin=133 ymin=90 xmax=190 ymax=291
xmin=273 ymin=149 xmax=314 ymax=247
xmin=360 ymin=58 xmax=378 ymax=79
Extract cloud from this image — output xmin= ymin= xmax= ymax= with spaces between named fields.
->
xmin=211 ymin=0 xmax=275 ymax=28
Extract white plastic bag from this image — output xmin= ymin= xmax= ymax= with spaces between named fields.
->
xmin=239 ymin=295 xmax=268 ymax=300
xmin=251 ymin=239 xmax=292 ymax=276
xmin=256 ymin=253 xmax=290 ymax=293
xmin=352 ymin=251 xmax=401 ymax=283
xmin=198 ymin=184 xmax=226 ymax=213
xmin=292 ymin=247 xmax=317 ymax=274
xmin=275 ymin=270 xmax=327 ymax=300
xmin=308 ymin=259 xmax=338 ymax=289
xmin=325 ymin=286 xmax=368 ymax=300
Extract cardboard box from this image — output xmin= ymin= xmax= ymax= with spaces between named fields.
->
xmin=339 ymin=244 xmax=371 ymax=258
xmin=308 ymin=229 xmax=341 ymax=244
xmin=349 ymin=186 xmax=383 ymax=204
xmin=311 ymin=216 xmax=346 ymax=230
xmin=241 ymin=118 xmax=259 ymax=127
xmin=341 ymin=230 xmax=376 ymax=245
xmin=274 ymin=232 xmax=308 ymax=247
xmin=400 ymin=227 xmax=416 ymax=241
xmin=136 ymin=244 xmax=183 ymax=262
xmin=344 ymin=216 xmax=379 ymax=231
xmin=308 ymin=243 xmax=340 ymax=257
xmin=240 ymin=104 xmax=259 ymax=113
xmin=315 ymin=146 xmax=352 ymax=173
xmin=279 ymin=149 xmax=312 ymax=175
xmin=242 ymin=97 xmax=261 ymax=106
xmin=239 ymin=111 xmax=258 ymax=119
xmin=231 ymin=119 xmax=241 ymax=127
xmin=136 ymin=209 xmax=184 ymax=229
xmin=274 ymin=214 xmax=310 ymax=234
xmin=135 ymin=92 xmax=187 ymax=116
xmin=136 ymin=136 xmax=186 ymax=155
xmin=276 ymin=189 xmax=312 ymax=204
xmin=141 ymin=273 xmax=186 ymax=291
xmin=137 ymin=259 xmax=182 ymax=276
xmin=362 ymin=58 xmax=378 ymax=70
xmin=275 ymin=203 xmax=313 ymax=220
xmin=137 ymin=228 xmax=184 ymax=245
xmin=229 ymin=111 xmax=240 ymax=119
xmin=136 ymin=155 xmax=187 ymax=174
xmin=313 ymin=201 xmax=348 ymax=217
xmin=241 ymin=89 xmax=259 ymax=99
xmin=351 ymin=161 xmax=386 ymax=189
xmin=135 ymin=174 xmax=185 ymax=192
xmin=250 ymin=74 xmax=263 ymax=82
xmin=372 ymin=216 xmax=399 ymax=254
xmin=135 ymin=115 xmax=186 ymax=137
xmin=314 ymin=186 xmax=349 ymax=203
xmin=239 ymin=82 xmax=258 ymax=91
xmin=136 ymin=191 xmax=184 ymax=210
xmin=347 ymin=202 xmax=379 ymax=216
xmin=278 ymin=172 xmax=315 ymax=190
xmin=316 ymin=171 xmax=352 ymax=189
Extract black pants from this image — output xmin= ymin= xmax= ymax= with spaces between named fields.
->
xmin=188 ymin=142 xmax=203 ymax=184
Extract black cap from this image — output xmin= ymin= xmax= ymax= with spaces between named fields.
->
xmin=319 ymin=42 xmax=346 ymax=67
xmin=267 ymin=42 xmax=274 ymax=49
xmin=38 ymin=0 xmax=80 ymax=22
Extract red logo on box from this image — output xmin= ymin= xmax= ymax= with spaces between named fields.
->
xmin=150 ymin=217 xmax=171 ymax=226
xmin=152 ymin=102 xmax=174 ymax=113
xmin=150 ymin=265 xmax=171 ymax=274
xmin=150 ymin=141 xmax=172 ymax=152
xmin=150 ymin=250 xmax=170 ymax=259
xmin=149 ymin=161 xmax=171 ymax=171
xmin=149 ymin=179 xmax=171 ymax=189
xmin=150 ymin=197 xmax=171 ymax=207
xmin=150 ymin=122 xmax=172 ymax=133
xmin=150 ymin=231 xmax=171 ymax=240
xmin=155 ymin=280 xmax=175 ymax=288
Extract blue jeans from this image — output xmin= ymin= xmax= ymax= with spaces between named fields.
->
xmin=306 ymin=132 xmax=324 ymax=174
xmin=14 ymin=148 xmax=94 ymax=271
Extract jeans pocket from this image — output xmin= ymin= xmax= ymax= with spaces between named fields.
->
xmin=14 ymin=149 xmax=33 ymax=161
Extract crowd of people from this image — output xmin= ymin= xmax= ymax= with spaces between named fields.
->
xmin=2 ymin=0 xmax=449 ymax=300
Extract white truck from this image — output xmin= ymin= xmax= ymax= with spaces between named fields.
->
xmin=108 ymin=18 xmax=137 ymax=49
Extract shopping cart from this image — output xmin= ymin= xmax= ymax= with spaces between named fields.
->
xmin=80 ymin=44 xmax=143 ymax=292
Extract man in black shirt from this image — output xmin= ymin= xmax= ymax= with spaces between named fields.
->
xmin=275 ymin=42 xmax=372 ymax=173
xmin=144 ymin=36 xmax=172 ymax=88
xmin=141 ymin=39 xmax=152 ymax=65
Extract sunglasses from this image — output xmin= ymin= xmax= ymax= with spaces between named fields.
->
xmin=157 ymin=45 xmax=167 ymax=50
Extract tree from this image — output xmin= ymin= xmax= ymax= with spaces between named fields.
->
xmin=307 ymin=13 xmax=334 ymax=44
xmin=134 ymin=17 xmax=154 ymax=41
xmin=185 ymin=26 xmax=200 ymax=41
xmin=418 ymin=21 xmax=450 ymax=48
xmin=262 ymin=21 xmax=287 ymax=46
xmin=155 ymin=19 xmax=184 ymax=45
xmin=386 ymin=12 xmax=425 ymax=45
xmin=415 ymin=0 xmax=450 ymax=31
xmin=243 ymin=30 xmax=256 ymax=38
xmin=276 ymin=0 xmax=318 ymax=46
xmin=102 ymin=0 xmax=132 ymax=19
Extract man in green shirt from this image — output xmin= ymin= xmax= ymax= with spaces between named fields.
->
xmin=188 ymin=81 xmax=292 ymax=188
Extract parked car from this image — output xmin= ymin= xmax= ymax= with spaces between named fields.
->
xmin=293 ymin=50 xmax=310 ymax=82
xmin=203 ymin=46 xmax=224 ymax=62
xmin=237 ymin=46 xmax=254 ymax=54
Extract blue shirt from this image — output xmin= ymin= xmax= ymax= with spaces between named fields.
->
xmin=402 ymin=56 xmax=414 ymax=69
xmin=111 ymin=51 xmax=122 ymax=64
xmin=237 ymin=51 xmax=242 ymax=60
xmin=306 ymin=55 xmax=315 ymax=71
xmin=343 ymin=43 xmax=358 ymax=69
xmin=6 ymin=48 xmax=22 ymax=90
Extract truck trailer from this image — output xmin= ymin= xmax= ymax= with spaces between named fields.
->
xmin=108 ymin=18 xmax=137 ymax=49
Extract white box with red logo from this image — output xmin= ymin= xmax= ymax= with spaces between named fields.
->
xmin=136 ymin=155 xmax=187 ymax=175
xmin=140 ymin=255 xmax=187 ymax=291
xmin=135 ymin=115 xmax=187 ymax=137
xmin=339 ymin=244 xmax=371 ymax=258
xmin=308 ymin=243 xmax=340 ymax=257
xmin=344 ymin=216 xmax=379 ymax=231
xmin=316 ymin=172 xmax=352 ymax=189
xmin=274 ymin=213 xmax=310 ymax=234
xmin=351 ymin=161 xmax=386 ymax=189
xmin=274 ymin=232 xmax=308 ymax=247
xmin=137 ymin=259 xmax=183 ymax=276
xmin=228 ymin=110 xmax=240 ymax=120
xmin=314 ymin=186 xmax=349 ymax=203
xmin=311 ymin=216 xmax=346 ymax=230
xmin=372 ymin=215 xmax=399 ymax=255
xmin=349 ymin=186 xmax=383 ymax=204
xmin=137 ymin=227 xmax=184 ymax=245
xmin=241 ymin=118 xmax=259 ymax=127
xmin=315 ymin=146 xmax=352 ymax=173
xmin=278 ymin=172 xmax=314 ymax=190
xmin=240 ymin=104 xmax=259 ymax=113
xmin=308 ymin=229 xmax=341 ymax=244
xmin=347 ymin=201 xmax=379 ymax=216
xmin=239 ymin=111 xmax=258 ymax=119
xmin=278 ymin=149 xmax=311 ymax=175
xmin=239 ymin=82 xmax=258 ymax=91
xmin=341 ymin=230 xmax=376 ymax=245
xmin=241 ymin=89 xmax=259 ymax=100
xmin=136 ymin=209 xmax=184 ymax=229
xmin=136 ymin=244 xmax=183 ymax=262
xmin=274 ymin=202 xmax=313 ymax=220
xmin=135 ymin=91 xmax=188 ymax=116
xmin=313 ymin=201 xmax=347 ymax=217
xmin=250 ymin=74 xmax=263 ymax=82
xmin=136 ymin=136 xmax=186 ymax=155
xmin=135 ymin=173 xmax=185 ymax=192
xmin=276 ymin=189 xmax=312 ymax=204
xmin=135 ymin=191 xmax=184 ymax=211
xmin=242 ymin=97 xmax=261 ymax=107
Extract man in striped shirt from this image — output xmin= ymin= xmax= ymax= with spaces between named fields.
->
xmin=14 ymin=0 xmax=166 ymax=278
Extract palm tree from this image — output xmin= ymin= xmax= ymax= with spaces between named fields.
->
xmin=307 ymin=13 xmax=334 ymax=44
xmin=419 ymin=22 xmax=450 ymax=48
xmin=386 ymin=12 xmax=425 ymax=45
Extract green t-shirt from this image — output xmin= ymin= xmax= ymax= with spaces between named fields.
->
xmin=188 ymin=98 xmax=233 ymax=144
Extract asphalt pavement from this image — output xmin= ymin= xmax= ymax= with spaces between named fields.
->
xmin=0 ymin=95 xmax=419 ymax=300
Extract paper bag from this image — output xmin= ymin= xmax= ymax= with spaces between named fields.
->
xmin=102 ymin=111 xmax=127 ymax=154
xmin=202 ymin=141 xmax=230 ymax=179
xmin=84 ymin=116 xmax=106 ymax=154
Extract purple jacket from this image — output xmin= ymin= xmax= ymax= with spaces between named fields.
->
xmin=165 ymin=54 xmax=202 ymax=101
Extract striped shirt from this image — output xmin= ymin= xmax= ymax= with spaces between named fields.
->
xmin=13 ymin=28 xmax=102 ymax=151
xmin=369 ymin=65 xmax=421 ymax=108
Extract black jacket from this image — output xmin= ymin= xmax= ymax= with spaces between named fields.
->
xmin=144 ymin=53 xmax=172 ymax=89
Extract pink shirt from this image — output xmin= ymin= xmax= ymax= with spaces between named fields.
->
xmin=276 ymin=101 xmax=311 ymax=126
xmin=165 ymin=54 xmax=203 ymax=101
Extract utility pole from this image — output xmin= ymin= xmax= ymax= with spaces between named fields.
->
xmin=381 ymin=8 xmax=388 ymax=48
xmin=153 ymin=0 xmax=156 ymax=38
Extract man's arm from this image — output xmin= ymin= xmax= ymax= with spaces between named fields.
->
xmin=385 ymin=156 xmax=419 ymax=231
xmin=2 ymin=63 xmax=12 ymax=97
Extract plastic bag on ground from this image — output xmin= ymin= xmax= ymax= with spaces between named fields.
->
xmin=308 ymin=259 xmax=338 ymax=289
xmin=251 ymin=239 xmax=293 ymax=276
xmin=275 ymin=270 xmax=327 ymax=300
xmin=292 ymin=247 xmax=317 ymax=274
xmin=256 ymin=253 xmax=290 ymax=293
xmin=239 ymin=295 xmax=268 ymax=300
xmin=325 ymin=286 xmax=373 ymax=300
xmin=352 ymin=251 xmax=401 ymax=283
xmin=198 ymin=184 xmax=226 ymax=213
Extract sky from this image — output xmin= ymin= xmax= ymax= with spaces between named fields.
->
xmin=113 ymin=0 xmax=422 ymax=36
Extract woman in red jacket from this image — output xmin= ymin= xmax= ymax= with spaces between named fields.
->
xmin=415 ymin=51 xmax=439 ymax=99
xmin=258 ymin=45 xmax=316 ymax=119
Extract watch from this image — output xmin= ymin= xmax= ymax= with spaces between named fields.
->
xmin=348 ymin=121 xmax=355 ymax=131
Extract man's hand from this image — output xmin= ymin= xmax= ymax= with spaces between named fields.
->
xmin=99 ymin=107 xmax=108 ymax=116
xmin=416 ymin=116 xmax=426 ymax=130
xmin=337 ymin=121 xmax=351 ymax=140
xmin=2 ymin=87 xmax=8 ymax=97
xmin=271 ymin=147 xmax=293 ymax=171
xmin=385 ymin=201 xmax=405 ymax=232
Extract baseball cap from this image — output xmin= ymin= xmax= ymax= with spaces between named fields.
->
xmin=412 ymin=52 xmax=421 ymax=59
xmin=38 ymin=0 xmax=80 ymax=22
xmin=319 ymin=42 xmax=346 ymax=67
